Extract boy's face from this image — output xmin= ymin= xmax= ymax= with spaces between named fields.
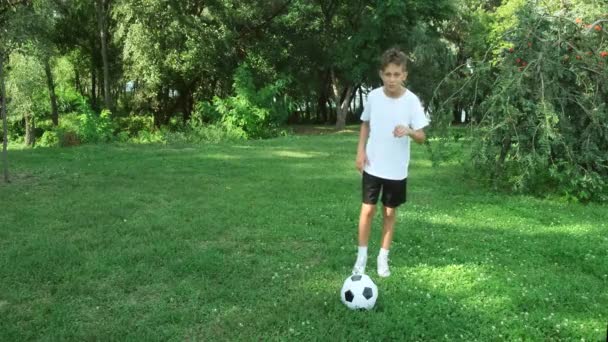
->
xmin=379 ymin=63 xmax=407 ymax=92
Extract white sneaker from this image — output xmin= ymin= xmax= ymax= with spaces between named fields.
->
xmin=377 ymin=254 xmax=391 ymax=277
xmin=352 ymin=256 xmax=367 ymax=275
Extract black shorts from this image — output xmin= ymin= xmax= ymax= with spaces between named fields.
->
xmin=362 ymin=171 xmax=407 ymax=208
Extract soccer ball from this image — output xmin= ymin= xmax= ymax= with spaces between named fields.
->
xmin=340 ymin=274 xmax=378 ymax=310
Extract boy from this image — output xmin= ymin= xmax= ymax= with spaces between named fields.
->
xmin=353 ymin=48 xmax=429 ymax=277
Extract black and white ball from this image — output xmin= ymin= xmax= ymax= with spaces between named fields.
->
xmin=340 ymin=274 xmax=378 ymax=310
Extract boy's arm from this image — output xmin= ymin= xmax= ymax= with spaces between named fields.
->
xmin=356 ymin=121 xmax=370 ymax=173
xmin=394 ymin=125 xmax=426 ymax=144
xmin=408 ymin=128 xmax=426 ymax=144
xmin=357 ymin=121 xmax=370 ymax=153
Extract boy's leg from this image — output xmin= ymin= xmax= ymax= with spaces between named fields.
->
xmin=380 ymin=206 xmax=397 ymax=250
xmin=377 ymin=177 xmax=406 ymax=277
xmin=377 ymin=206 xmax=397 ymax=277
xmin=353 ymin=203 xmax=375 ymax=274
xmin=353 ymin=172 xmax=381 ymax=274
xmin=358 ymin=203 xmax=376 ymax=246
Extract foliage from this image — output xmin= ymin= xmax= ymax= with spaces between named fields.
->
xmin=477 ymin=5 xmax=607 ymax=202
xmin=56 ymin=86 xmax=85 ymax=115
xmin=39 ymin=103 xmax=114 ymax=147
xmin=115 ymin=115 xmax=155 ymax=138
xmin=199 ymin=63 xmax=290 ymax=139
xmin=3 ymin=0 xmax=607 ymax=202
xmin=5 ymin=51 xmax=49 ymax=123
xmin=432 ymin=1 xmax=608 ymax=202
xmin=38 ymin=129 xmax=58 ymax=147
xmin=78 ymin=108 xmax=114 ymax=143
xmin=131 ymin=129 xmax=165 ymax=144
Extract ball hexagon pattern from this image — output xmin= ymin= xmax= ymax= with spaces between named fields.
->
xmin=340 ymin=274 xmax=378 ymax=310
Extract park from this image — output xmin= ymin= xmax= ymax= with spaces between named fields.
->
xmin=1 ymin=0 xmax=607 ymax=340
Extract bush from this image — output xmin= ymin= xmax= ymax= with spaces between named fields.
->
xmin=56 ymin=87 xmax=87 ymax=114
xmin=38 ymin=130 xmax=59 ymax=147
xmin=474 ymin=7 xmax=608 ymax=202
xmin=132 ymin=129 xmax=165 ymax=144
xmin=192 ymin=101 xmax=219 ymax=124
xmin=195 ymin=63 xmax=291 ymax=139
xmin=431 ymin=4 xmax=608 ymax=202
xmin=115 ymin=115 xmax=155 ymax=137
xmin=37 ymin=114 xmax=81 ymax=147
xmin=116 ymin=131 xmax=130 ymax=143
xmin=57 ymin=129 xmax=81 ymax=147
xmin=189 ymin=123 xmax=247 ymax=143
xmin=78 ymin=109 xmax=114 ymax=143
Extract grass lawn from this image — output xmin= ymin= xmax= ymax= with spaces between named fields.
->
xmin=1 ymin=130 xmax=606 ymax=340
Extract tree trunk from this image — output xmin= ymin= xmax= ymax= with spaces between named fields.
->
xmin=96 ymin=0 xmax=112 ymax=111
xmin=24 ymin=115 xmax=35 ymax=147
xmin=74 ymin=67 xmax=83 ymax=96
xmin=350 ymin=90 xmax=355 ymax=113
xmin=153 ymin=88 xmax=169 ymax=128
xmin=330 ymin=69 xmax=355 ymax=130
xmin=359 ymin=87 xmax=364 ymax=110
xmin=0 ymin=52 xmax=9 ymax=183
xmin=98 ymin=69 xmax=103 ymax=102
xmin=316 ymin=92 xmax=327 ymax=124
xmin=91 ymin=64 xmax=97 ymax=109
xmin=44 ymin=57 xmax=59 ymax=126
xmin=328 ymin=99 xmax=336 ymax=124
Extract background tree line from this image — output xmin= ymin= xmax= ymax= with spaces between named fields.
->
xmin=1 ymin=0 xmax=607 ymax=201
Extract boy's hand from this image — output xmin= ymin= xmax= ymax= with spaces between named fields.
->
xmin=393 ymin=125 xmax=412 ymax=138
xmin=356 ymin=152 xmax=368 ymax=174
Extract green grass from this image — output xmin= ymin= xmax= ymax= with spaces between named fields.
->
xmin=1 ymin=132 xmax=607 ymax=340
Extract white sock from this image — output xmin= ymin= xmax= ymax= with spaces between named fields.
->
xmin=379 ymin=248 xmax=389 ymax=258
xmin=377 ymin=248 xmax=391 ymax=277
xmin=357 ymin=246 xmax=368 ymax=259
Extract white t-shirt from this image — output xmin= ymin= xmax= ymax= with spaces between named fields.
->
xmin=360 ymin=87 xmax=429 ymax=180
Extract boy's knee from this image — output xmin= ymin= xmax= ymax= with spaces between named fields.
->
xmin=361 ymin=204 xmax=376 ymax=217
xmin=383 ymin=207 xmax=397 ymax=218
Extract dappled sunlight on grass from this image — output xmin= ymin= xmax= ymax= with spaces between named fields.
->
xmin=422 ymin=211 xmax=604 ymax=235
xmin=401 ymin=263 xmax=487 ymax=291
xmin=417 ymin=199 xmax=607 ymax=236
xmin=201 ymin=153 xmax=242 ymax=160
xmin=271 ymin=150 xmax=327 ymax=158
xmin=400 ymin=263 xmax=512 ymax=307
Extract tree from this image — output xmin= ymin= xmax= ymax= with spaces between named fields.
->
xmin=282 ymin=0 xmax=454 ymax=129
xmin=1 ymin=0 xmax=32 ymax=182
xmin=113 ymin=0 xmax=294 ymax=126
xmin=52 ymin=0 xmax=117 ymax=111
xmin=0 ymin=52 xmax=9 ymax=182
xmin=95 ymin=0 xmax=112 ymax=111
xmin=6 ymin=51 xmax=50 ymax=146
xmin=432 ymin=0 xmax=608 ymax=202
xmin=30 ymin=0 xmax=60 ymax=126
